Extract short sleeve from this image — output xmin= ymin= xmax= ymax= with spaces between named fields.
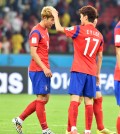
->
xmin=64 ymin=25 xmax=80 ymax=38
xmin=29 ymin=30 xmax=41 ymax=47
xmin=114 ymin=26 xmax=120 ymax=47
xmin=98 ymin=38 xmax=104 ymax=52
xmin=98 ymin=42 xmax=103 ymax=52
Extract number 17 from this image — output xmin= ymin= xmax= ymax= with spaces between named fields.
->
xmin=84 ymin=37 xmax=99 ymax=57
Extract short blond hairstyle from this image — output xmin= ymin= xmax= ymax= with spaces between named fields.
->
xmin=41 ymin=6 xmax=54 ymax=19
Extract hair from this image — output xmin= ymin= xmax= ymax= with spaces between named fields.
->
xmin=79 ymin=5 xmax=98 ymax=22
xmin=41 ymin=6 xmax=54 ymax=19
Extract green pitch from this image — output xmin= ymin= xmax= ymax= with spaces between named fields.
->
xmin=0 ymin=94 xmax=117 ymax=134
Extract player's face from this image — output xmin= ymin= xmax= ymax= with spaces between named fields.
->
xmin=80 ymin=14 xmax=87 ymax=25
xmin=45 ymin=17 xmax=55 ymax=29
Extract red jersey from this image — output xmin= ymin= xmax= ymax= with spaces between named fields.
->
xmin=29 ymin=23 xmax=50 ymax=71
xmin=64 ymin=24 xmax=103 ymax=76
xmin=114 ymin=21 xmax=120 ymax=81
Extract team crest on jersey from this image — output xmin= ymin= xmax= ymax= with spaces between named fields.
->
xmin=31 ymin=37 xmax=37 ymax=43
xmin=115 ymin=35 xmax=120 ymax=43
xmin=65 ymin=26 xmax=74 ymax=31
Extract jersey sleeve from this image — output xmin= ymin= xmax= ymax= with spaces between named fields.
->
xmin=29 ymin=30 xmax=41 ymax=47
xmin=98 ymin=35 xmax=104 ymax=52
xmin=98 ymin=39 xmax=104 ymax=52
xmin=64 ymin=25 xmax=80 ymax=38
xmin=114 ymin=26 xmax=120 ymax=47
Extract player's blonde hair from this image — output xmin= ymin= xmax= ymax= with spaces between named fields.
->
xmin=41 ymin=6 xmax=54 ymax=19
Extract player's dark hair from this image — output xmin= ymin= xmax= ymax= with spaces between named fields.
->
xmin=79 ymin=5 xmax=98 ymax=22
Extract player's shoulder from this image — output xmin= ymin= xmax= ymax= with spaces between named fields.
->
xmin=115 ymin=21 xmax=120 ymax=29
xmin=31 ymin=24 xmax=40 ymax=32
xmin=29 ymin=24 xmax=42 ymax=39
xmin=79 ymin=25 xmax=84 ymax=29
xmin=65 ymin=25 xmax=78 ymax=31
xmin=116 ymin=21 xmax=120 ymax=27
xmin=95 ymin=28 xmax=103 ymax=39
xmin=98 ymin=30 xmax=103 ymax=37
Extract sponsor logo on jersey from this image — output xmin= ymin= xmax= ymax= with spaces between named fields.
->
xmin=115 ymin=35 xmax=120 ymax=43
xmin=32 ymin=37 xmax=37 ymax=43
xmin=65 ymin=26 xmax=74 ymax=31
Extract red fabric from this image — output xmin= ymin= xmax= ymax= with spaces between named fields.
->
xmin=85 ymin=105 xmax=93 ymax=130
xmin=67 ymin=117 xmax=71 ymax=132
xmin=29 ymin=23 xmax=50 ymax=71
xmin=67 ymin=102 xmax=80 ymax=132
xmin=93 ymin=97 xmax=104 ymax=130
xmin=64 ymin=24 xmax=103 ymax=76
xmin=19 ymin=100 xmax=36 ymax=121
xmin=36 ymin=100 xmax=48 ymax=130
xmin=114 ymin=21 xmax=120 ymax=47
xmin=117 ymin=116 xmax=120 ymax=134
xmin=114 ymin=21 xmax=120 ymax=81
xmin=68 ymin=101 xmax=79 ymax=129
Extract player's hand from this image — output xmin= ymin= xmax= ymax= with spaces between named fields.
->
xmin=96 ymin=74 xmax=100 ymax=85
xmin=43 ymin=67 xmax=52 ymax=77
xmin=49 ymin=7 xmax=58 ymax=17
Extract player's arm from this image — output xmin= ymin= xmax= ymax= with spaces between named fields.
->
xmin=51 ymin=8 xmax=64 ymax=33
xmin=96 ymin=51 xmax=103 ymax=85
xmin=30 ymin=47 xmax=52 ymax=77
xmin=114 ymin=27 xmax=120 ymax=69
xmin=116 ymin=46 xmax=120 ymax=69
xmin=30 ymin=46 xmax=46 ymax=69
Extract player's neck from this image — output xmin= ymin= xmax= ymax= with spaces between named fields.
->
xmin=39 ymin=21 xmax=46 ymax=29
xmin=84 ymin=22 xmax=94 ymax=26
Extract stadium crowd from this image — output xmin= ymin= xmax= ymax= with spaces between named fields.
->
xmin=0 ymin=0 xmax=120 ymax=54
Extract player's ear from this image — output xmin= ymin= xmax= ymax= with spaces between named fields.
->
xmin=85 ymin=15 xmax=88 ymax=21
xmin=43 ymin=16 xmax=47 ymax=20
xmin=94 ymin=18 xmax=97 ymax=27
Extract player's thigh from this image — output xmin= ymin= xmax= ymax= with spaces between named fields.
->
xmin=29 ymin=71 xmax=51 ymax=95
xmin=83 ymin=74 xmax=96 ymax=98
xmin=114 ymin=80 xmax=120 ymax=106
xmin=70 ymin=95 xmax=81 ymax=102
xmin=68 ymin=72 xmax=87 ymax=96
xmin=95 ymin=86 xmax=102 ymax=98
xmin=95 ymin=91 xmax=102 ymax=98
xmin=84 ymin=97 xmax=93 ymax=105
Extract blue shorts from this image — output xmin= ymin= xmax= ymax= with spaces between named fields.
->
xmin=68 ymin=72 xmax=96 ymax=98
xmin=29 ymin=71 xmax=51 ymax=95
xmin=96 ymin=85 xmax=101 ymax=92
xmin=114 ymin=80 xmax=120 ymax=106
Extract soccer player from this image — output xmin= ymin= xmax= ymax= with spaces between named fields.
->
xmin=114 ymin=20 xmax=120 ymax=134
xmin=65 ymin=18 xmax=115 ymax=134
xmin=94 ymin=86 xmax=116 ymax=134
xmin=12 ymin=6 xmax=55 ymax=134
xmin=93 ymin=19 xmax=116 ymax=134
xmin=50 ymin=5 xmax=104 ymax=134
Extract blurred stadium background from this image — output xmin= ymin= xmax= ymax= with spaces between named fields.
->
xmin=0 ymin=0 xmax=120 ymax=54
xmin=0 ymin=0 xmax=120 ymax=134
xmin=0 ymin=0 xmax=120 ymax=95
